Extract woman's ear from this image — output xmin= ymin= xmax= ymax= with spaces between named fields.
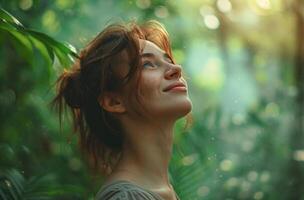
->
xmin=98 ymin=92 xmax=126 ymax=113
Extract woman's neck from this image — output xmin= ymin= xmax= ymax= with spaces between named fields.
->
xmin=110 ymin=118 xmax=175 ymax=188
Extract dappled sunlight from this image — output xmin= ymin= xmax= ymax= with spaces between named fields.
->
xmin=1 ymin=0 xmax=303 ymax=199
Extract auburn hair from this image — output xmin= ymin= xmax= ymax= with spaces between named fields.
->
xmin=51 ymin=20 xmax=176 ymax=175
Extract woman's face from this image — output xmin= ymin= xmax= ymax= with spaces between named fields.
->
xmin=125 ymin=39 xmax=192 ymax=121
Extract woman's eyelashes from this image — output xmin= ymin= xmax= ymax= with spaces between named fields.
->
xmin=142 ymin=58 xmax=174 ymax=69
xmin=166 ymin=57 xmax=174 ymax=64
xmin=143 ymin=60 xmax=155 ymax=68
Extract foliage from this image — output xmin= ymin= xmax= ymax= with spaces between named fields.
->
xmin=0 ymin=0 xmax=303 ymax=200
xmin=0 ymin=8 xmax=77 ymax=67
xmin=0 ymin=169 xmax=81 ymax=200
xmin=0 ymin=7 xmax=85 ymax=200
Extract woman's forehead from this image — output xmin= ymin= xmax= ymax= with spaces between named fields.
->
xmin=139 ymin=39 xmax=165 ymax=55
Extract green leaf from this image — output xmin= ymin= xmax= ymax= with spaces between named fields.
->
xmin=29 ymin=35 xmax=53 ymax=65
xmin=0 ymin=8 xmax=23 ymax=27
xmin=0 ymin=22 xmax=34 ymax=64
xmin=27 ymin=30 xmax=78 ymax=58
xmin=0 ymin=18 xmax=18 ymax=32
xmin=53 ymin=46 xmax=72 ymax=67
xmin=9 ymin=31 xmax=33 ymax=52
xmin=0 ymin=8 xmax=78 ymax=68
xmin=4 ymin=179 xmax=18 ymax=200
xmin=6 ymin=169 xmax=25 ymax=198
xmin=0 ymin=187 xmax=8 ymax=200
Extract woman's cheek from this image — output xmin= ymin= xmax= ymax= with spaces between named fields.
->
xmin=139 ymin=72 xmax=160 ymax=97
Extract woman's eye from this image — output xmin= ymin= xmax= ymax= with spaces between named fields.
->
xmin=143 ymin=61 xmax=155 ymax=68
xmin=168 ymin=59 xmax=174 ymax=64
xmin=165 ymin=57 xmax=174 ymax=64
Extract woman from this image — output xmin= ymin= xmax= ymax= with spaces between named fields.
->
xmin=52 ymin=20 xmax=192 ymax=200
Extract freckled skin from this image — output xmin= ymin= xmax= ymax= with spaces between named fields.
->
xmin=134 ymin=39 xmax=192 ymax=121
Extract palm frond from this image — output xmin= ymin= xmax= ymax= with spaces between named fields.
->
xmin=0 ymin=8 xmax=78 ymax=67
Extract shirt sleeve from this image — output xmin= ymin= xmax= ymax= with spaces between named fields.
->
xmin=95 ymin=187 xmax=159 ymax=200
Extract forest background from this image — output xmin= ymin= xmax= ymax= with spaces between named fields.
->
xmin=0 ymin=0 xmax=303 ymax=199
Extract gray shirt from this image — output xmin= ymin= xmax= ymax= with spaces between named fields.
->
xmin=95 ymin=180 xmax=181 ymax=200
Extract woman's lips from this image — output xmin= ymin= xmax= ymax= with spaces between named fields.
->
xmin=167 ymin=86 xmax=187 ymax=92
xmin=163 ymin=82 xmax=187 ymax=92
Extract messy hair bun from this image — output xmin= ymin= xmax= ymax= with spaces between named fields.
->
xmin=60 ymin=68 xmax=83 ymax=108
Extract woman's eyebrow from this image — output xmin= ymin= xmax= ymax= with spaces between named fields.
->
xmin=140 ymin=52 xmax=172 ymax=60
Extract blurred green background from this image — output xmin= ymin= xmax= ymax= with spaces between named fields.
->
xmin=0 ymin=0 xmax=303 ymax=199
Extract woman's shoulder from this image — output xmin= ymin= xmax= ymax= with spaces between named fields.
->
xmin=95 ymin=180 xmax=163 ymax=200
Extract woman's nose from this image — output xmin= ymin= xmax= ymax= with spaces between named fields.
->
xmin=165 ymin=64 xmax=182 ymax=80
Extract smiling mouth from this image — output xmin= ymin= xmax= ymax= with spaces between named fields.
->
xmin=163 ymin=82 xmax=187 ymax=92
xmin=166 ymin=86 xmax=187 ymax=92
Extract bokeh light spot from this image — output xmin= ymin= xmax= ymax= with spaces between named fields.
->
xmin=181 ymin=153 xmax=198 ymax=166
xmin=42 ymin=10 xmax=60 ymax=33
xmin=226 ymin=177 xmax=239 ymax=188
xmin=265 ymin=102 xmax=280 ymax=118
xmin=154 ymin=6 xmax=169 ymax=18
xmin=217 ymin=0 xmax=232 ymax=13
xmin=55 ymin=0 xmax=75 ymax=9
xmin=220 ymin=159 xmax=233 ymax=171
xmin=254 ymin=191 xmax=264 ymax=199
xmin=260 ymin=171 xmax=270 ymax=182
xmin=136 ymin=0 xmax=151 ymax=9
xmin=19 ymin=0 xmax=33 ymax=10
xmin=293 ymin=150 xmax=304 ymax=161
xmin=248 ymin=171 xmax=258 ymax=181
xmin=197 ymin=186 xmax=210 ymax=197
xmin=256 ymin=0 xmax=271 ymax=10
xmin=204 ymin=14 xmax=220 ymax=29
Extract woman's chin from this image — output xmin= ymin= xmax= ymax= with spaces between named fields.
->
xmin=141 ymin=98 xmax=193 ymax=120
xmin=177 ymin=100 xmax=192 ymax=118
xmin=165 ymin=99 xmax=192 ymax=120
